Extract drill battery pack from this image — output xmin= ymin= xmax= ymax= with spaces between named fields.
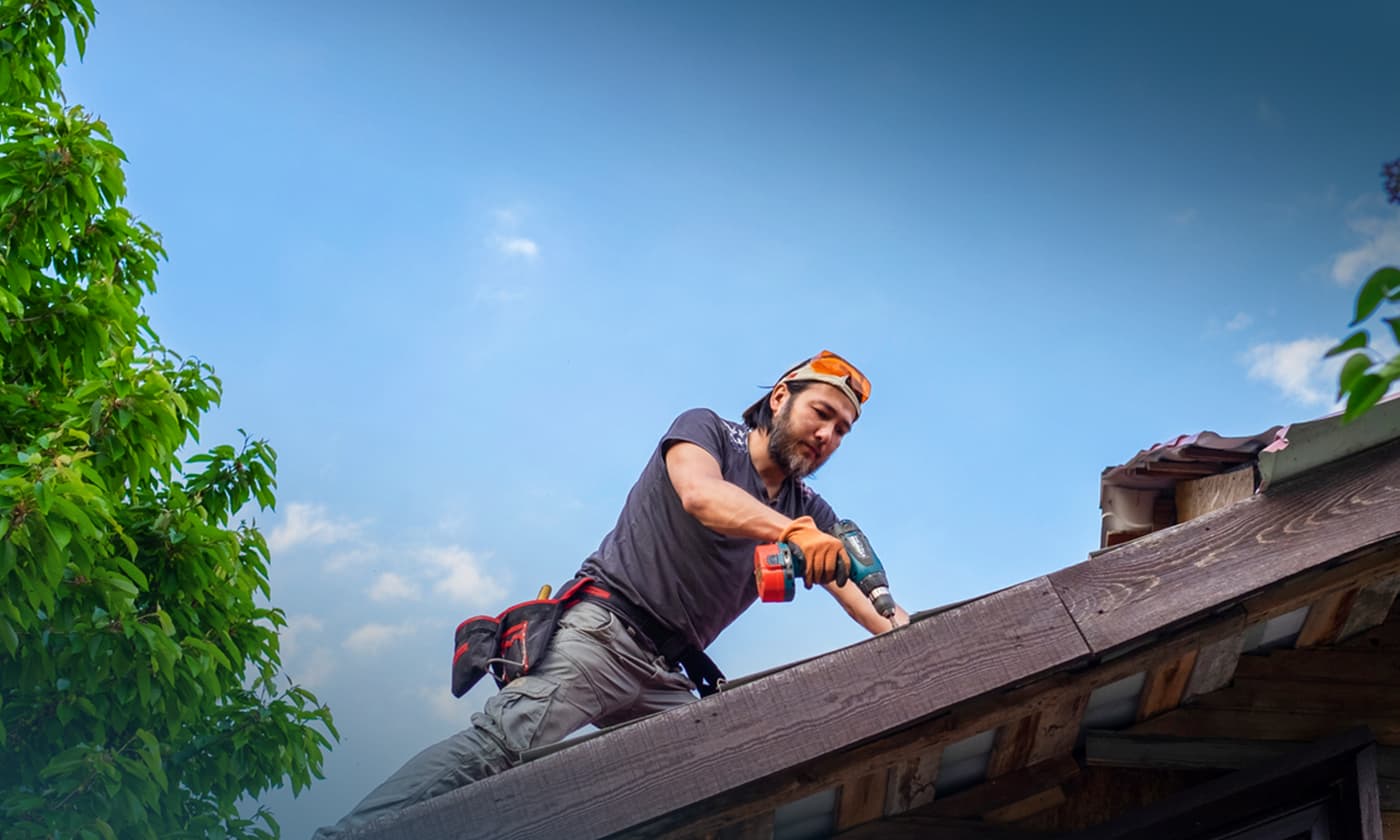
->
xmin=450 ymin=577 xmax=599 ymax=697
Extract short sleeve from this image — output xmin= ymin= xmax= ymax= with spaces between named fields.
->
xmin=660 ymin=408 xmax=730 ymax=463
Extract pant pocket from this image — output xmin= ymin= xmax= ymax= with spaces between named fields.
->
xmin=476 ymin=676 xmax=561 ymax=754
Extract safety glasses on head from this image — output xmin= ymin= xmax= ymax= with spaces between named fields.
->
xmin=779 ymin=350 xmax=871 ymax=414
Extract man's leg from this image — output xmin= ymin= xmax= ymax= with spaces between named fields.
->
xmin=313 ymin=602 xmax=682 ymax=837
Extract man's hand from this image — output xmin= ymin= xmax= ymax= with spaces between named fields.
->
xmin=780 ymin=516 xmax=847 ymax=588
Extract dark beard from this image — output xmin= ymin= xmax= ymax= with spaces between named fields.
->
xmin=768 ymin=403 xmax=819 ymax=480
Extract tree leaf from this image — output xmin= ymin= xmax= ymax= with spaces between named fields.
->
xmin=1345 ymin=374 xmax=1389 ymax=421
xmin=1325 ymin=330 xmax=1369 ymax=357
xmin=1353 ymin=267 xmax=1400 ymax=326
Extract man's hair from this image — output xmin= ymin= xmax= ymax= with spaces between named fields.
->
xmin=742 ymin=380 xmax=813 ymax=432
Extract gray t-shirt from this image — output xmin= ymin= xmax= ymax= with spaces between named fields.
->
xmin=579 ymin=408 xmax=838 ymax=651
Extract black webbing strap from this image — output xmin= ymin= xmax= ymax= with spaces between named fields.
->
xmin=572 ymin=579 xmax=727 ymax=697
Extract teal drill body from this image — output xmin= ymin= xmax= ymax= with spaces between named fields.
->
xmin=753 ymin=519 xmax=897 ymax=623
xmin=828 ymin=519 xmax=896 ymax=621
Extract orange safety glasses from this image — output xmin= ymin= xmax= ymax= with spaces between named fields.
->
xmin=784 ymin=350 xmax=871 ymax=404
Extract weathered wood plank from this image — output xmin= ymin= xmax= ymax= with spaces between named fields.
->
xmin=883 ymin=751 xmax=940 ymax=816
xmin=986 ymin=714 xmax=1039 ymax=779
xmin=1025 ymin=690 xmax=1088 ymax=766
xmin=353 ymin=578 xmax=1088 ymax=840
xmin=918 ymin=757 xmax=1079 ymax=820
xmin=1242 ymin=542 xmax=1400 ymax=624
xmin=835 ymin=772 xmax=886 ymax=831
xmin=711 ymin=812 xmax=773 ymax=840
xmin=1343 ymin=574 xmax=1400 ymax=641
xmin=1296 ymin=588 xmax=1359 ymax=647
xmin=1131 ymin=707 xmax=1400 ymax=746
xmin=1076 ymin=728 xmax=1381 ymax=840
xmin=1233 ymin=648 xmax=1400 ymax=685
xmin=1086 ymin=732 xmax=1400 ymax=808
xmin=1194 ymin=678 xmax=1400 ymax=716
xmin=1183 ymin=632 xmax=1244 ymax=701
xmin=835 ymin=816 xmax=1048 ymax=839
xmin=1175 ymin=467 xmax=1255 ymax=523
xmin=1136 ymin=650 xmax=1197 ymax=720
xmin=984 ymin=786 xmax=1066 ymax=823
xmin=619 ymin=604 xmax=1244 ymax=840
xmin=1051 ymin=439 xmax=1400 ymax=653
xmin=1012 ymin=766 xmax=1217 ymax=833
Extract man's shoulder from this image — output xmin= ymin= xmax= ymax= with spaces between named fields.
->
xmin=670 ymin=407 xmax=748 ymax=454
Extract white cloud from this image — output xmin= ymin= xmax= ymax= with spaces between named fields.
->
xmin=323 ymin=545 xmax=380 ymax=574
xmin=425 ymin=546 xmax=506 ymax=607
xmin=280 ymin=614 xmax=325 ymax=660
xmin=344 ymin=622 xmax=416 ymax=656
xmin=268 ymin=502 xmax=365 ymax=553
xmin=495 ymin=236 xmax=539 ymax=260
xmin=416 ymin=683 xmax=463 ymax=723
xmin=1256 ymin=98 xmax=1277 ymax=123
xmin=1170 ymin=208 xmax=1198 ymax=226
xmin=369 ymin=572 xmax=421 ymax=602
xmin=1331 ymin=204 xmax=1400 ymax=287
xmin=1225 ymin=312 xmax=1253 ymax=332
xmin=492 ymin=208 xmax=520 ymax=227
xmin=279 ymin=615 xmax=334 ymax=688
xmin=1244 ymin=337 xmax=1346 ymax=407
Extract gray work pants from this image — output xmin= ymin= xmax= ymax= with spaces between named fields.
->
xmin=313 ymin=602 xmax=696 ymax=837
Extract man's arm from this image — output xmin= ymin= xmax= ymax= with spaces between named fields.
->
xmin=665 ymin=442 xmax=790 ymax=540
xmin=825 ymin=580 xmax=911 ymax=634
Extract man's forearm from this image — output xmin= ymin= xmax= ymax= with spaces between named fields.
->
xmin=678 ymin=475 xmax=791 ymax=540
xmin=826 ymin=580 xmax=910 ymax=634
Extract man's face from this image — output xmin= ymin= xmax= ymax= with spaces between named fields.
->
xmin=767 ymin=382 xmax=857 ymax=479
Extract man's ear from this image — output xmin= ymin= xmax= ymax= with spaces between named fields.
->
xmin=769 ymin=382 xmax=790 ymax=413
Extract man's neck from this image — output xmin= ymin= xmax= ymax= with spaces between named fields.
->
xmin=747 ymin=428 xmax=788 ymax=501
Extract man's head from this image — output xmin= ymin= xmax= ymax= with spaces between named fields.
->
xmin=743 ymin=350 xmax=871 ymax=479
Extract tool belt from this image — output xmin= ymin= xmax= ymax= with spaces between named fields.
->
xmin=450 ymin=576 xmax=726 ymax=699
xmin=572 ymin=579 xmax=727 ymax=698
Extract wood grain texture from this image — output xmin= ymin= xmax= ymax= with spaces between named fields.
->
xmin=1183 ymin=632 xmax=1244 ymax=701
xmin=1051 ymin=439 xmax=1400 ymax=653
xmin=1136 ymin=650 xmax=1197 ymax=720
xmin=919 ymin=757 xmax=1079 ymax=820
xmin=1175 ymin=468 xmax=1255 ymax=523
xmin=351 ymin=578 xmax=1088 ymax=840
xmin=986 ymin=714 xmax=1040 ymax=779
xmin=1343 ymin=575 xmax=1400 ymax=641
xmin=1296 ymin=588 xmax=1359 ymax=648
xmin=628 ymin=610 xmax=1247 ymax=839
xmin=835 ymin=772 xmax=886 ymax=830
xmin=883 ymin=751 xmax=940 ymax=816
xmin=1242 ymin=543 xmax=1400 ymax=623
xmin=1025 ymin=691 xmax=1088 ymax=766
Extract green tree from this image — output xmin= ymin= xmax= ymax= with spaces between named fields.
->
xmin=0 ymin=2 xmax=336 ymax=837
xmin=1328 ymin=158 xmax=1400 ymax=420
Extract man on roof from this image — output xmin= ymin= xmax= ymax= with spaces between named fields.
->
xmin=316 ymin=350 xmax=910 ymax=837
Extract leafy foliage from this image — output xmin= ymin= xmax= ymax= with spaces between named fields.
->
xmin=1328 ymin=161 xmax=1400 ymax=421
xmin=0 ymin=2 xmax=335 ymax=837
xmin=1327 ymin=267 xmax=1400 ymax=420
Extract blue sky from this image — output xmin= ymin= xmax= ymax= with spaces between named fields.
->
xmin=60 ymin=1 xmax=1400 ymax=835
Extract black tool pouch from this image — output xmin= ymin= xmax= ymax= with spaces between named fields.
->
xmin=451 ymin=577 xmax=593 ymax=697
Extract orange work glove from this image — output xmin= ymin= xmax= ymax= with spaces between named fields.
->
xmin=779 ymin=516 xmax=848 ymax=588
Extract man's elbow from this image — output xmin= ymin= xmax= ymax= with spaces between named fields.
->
xmin=674 ymin=481 xmax=713 ymax=520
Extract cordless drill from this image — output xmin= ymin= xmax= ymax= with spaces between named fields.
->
xmin=753 ymin=519 xmax=897 ymax=624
